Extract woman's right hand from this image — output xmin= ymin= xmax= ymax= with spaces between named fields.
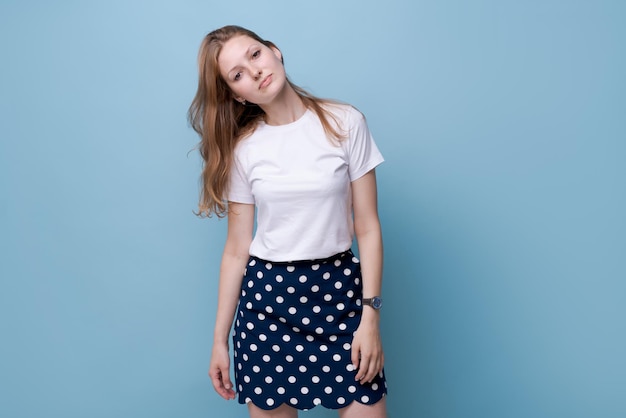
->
xmin=209 ymin=342 xmax=236 ymax=400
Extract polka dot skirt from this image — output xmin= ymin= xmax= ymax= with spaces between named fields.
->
xmin=233 ymin=250 xmax=387 ymax=411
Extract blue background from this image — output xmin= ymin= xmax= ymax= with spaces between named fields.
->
xmin=1 ymin=1 xmax=624 ymax=417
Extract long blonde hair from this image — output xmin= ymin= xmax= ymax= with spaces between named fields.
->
xmin=188 ymin=25 xmax=344 ymax=217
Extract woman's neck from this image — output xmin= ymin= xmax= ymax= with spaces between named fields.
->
xmin=259 ymin=85 xmax=307 ymax=126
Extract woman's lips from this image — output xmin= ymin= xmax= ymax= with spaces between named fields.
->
xmin=259 ymin=74 xmax=272 ymax=89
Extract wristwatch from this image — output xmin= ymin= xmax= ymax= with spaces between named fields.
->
xmin=362 ymin=296 xmax=383 ymax=310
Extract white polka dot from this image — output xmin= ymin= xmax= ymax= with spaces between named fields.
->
xmin=240 ymin=331 xmax=247 ymax=339
xmin=254 ymin=293 xmax=262 ymax=301
xmin=312 ymin=376 xmax=320 ymax=383
xmin=361 ymin=395 xmax=370 ymax=403
xmin=337 ymin=397 xmax=346 ymax=404
xmin=292 ymin=326 xmax=301 ymax=333
xmin=312 ymin=264 xmax=320 ymax=270
xmin=243 ymin=353 xmax=249 ymax=361
xmin=300 ymin=296 xmax=308 ymax=303
xmin=355 ymin=278 xmax=360 ymax=285
xmin=276 ymin=365 xmax=283 ymax=372
xmin=246 ymin=322 xmax=254 ymax=330
xmin=265 ymin=263 xmax=272 ymax=270
xmin=249 ymin=259 xmax=256 ymax=266
xmin=239 ymin=384 xmax=243 ymax=391
xmin=254 ymin=387 xmax=262 ymax=394
xmin=326 ymin=315 xmax=334 ymax=322
xmin=313 ymin=398 xmax=321 ymax=405
xmin=324 ymin=386 xmax=333 ymax=394
xmin=305 ymin=335 xmax=314 ymax=343
xmin=283 ymin=335 xmax=291 ymax=342
xmin=275 ymin=275 xmax=283 ymax=282
xmin=286 ymin=355 xmax=294 ymax=362
xmin=323 ymin=272 xmax=331 ymax=280
xmin=248 ymin=280 xmax=254 ymax=288
xmin=259 ymin=334 xmax=267 ymax=341
xmin=288 ymin=376 xmax=296 ymax=383
xmin=311 ymin=285 xmax=320 ymax=292
xmin=266 ymin=398 xmax=274 ymax=406
xmin=322 ymin=365 xmax=331 ymax=372
xmin=250 ymin=344 xmax=258 ymax=351
xmin=257 ymin=271 xmax=263 ymax=279
xmin=336 ymin=303 xmax=345 ymax=310
xmin=343 ymin=268 xmax=351 ymax=276
xmin=244 ymin=397 xmax=251 ymax=403
xmin=339 ymin=323 xmax=347 ymax=330
xmin=347 ymin=290 xmax=354 ymax=298
xmin=258 ymin=313 xmax=266 ymax=321
xmin=372 ymin=383 xmax=379 ymax=390
xmin=269 ymin=324 xmax=278 ymax=331
xmin=299 ymin=365 xmax=307 ymax=373
xmin=299 ymin=275 xmax=308 ymax=283
xmin=334 ymin=260 xmax=341 ymax=267
xmin=244 ymin=375 xmax=251 ymax=383
xmin=320 ymin=345 xmax=328 ymax=352
xmin=346 ymin=364 xmax=355 ymax=372
xmin=352 ymin=256 xmax=359 ymax=263
xmin=276 ymin=296 xmax=284 ymax=303
xmin=279 ymin=317 xmax=286 ymax=323
xmin=287 ymin=266 xmax=295 ymax=272
xmin=324 ymin=294 xmax=332 ymax=302
xmin=296 ymin=345 xmax=304 ymax=352
xmin=290 ymin=398 xmax=298 ymax=404
xmin=315 ymin=327 xmax=324 ymax=334
xmin=349 ymin=311 xmax=356 ymax=317
xmin=302 ymin=317 xmax=311 ymax=325
xmin=309 ymin=355 xmax=318 ymax=362
xmin=335 ymin=281 xmax=343 ymax=289
xmin=246 ymin=302 xmax=253 ymax=309
xmin=277 ymin=387 xmax=286 ymax=394
xmin=265 ymin=284 xmax=272 ymax=292
xmin=343 ymin=343 xmax=351 ymax=350
xmin=335 ymin=375 xmax=344 ymax=383
xmin=333 ymin=354 xmax=341 ymax=361
xmin=265 ymin=376 xmax=273 ymax=384
xmin=272 ymin=344 xmax=280 ymax=352
xmin=348 ymin=385 xmax=357 ymax=393
xmin=241 ymin=290 xmax=246 ymax=297
xmin=237 ymin=363 xmax=242 ymax=370
xmin=287 ymin=287 xmax=296 ymax=294
xmin=288 ymin=307 xmax=297 ymax=315
xmin=253 ymin=365 xmax=260 ymax=373
xmin=263 ymin=355 xmax=271 ymax=362
xmin=329 ymin=335 xmax=338 ymax=342
xmin=301 ymin=387 xmax=309 ymax=394
xmin=313 ymin=306 xmax=321 ymax=313
xmin=265 ymin=306 xmax=274 ymax=314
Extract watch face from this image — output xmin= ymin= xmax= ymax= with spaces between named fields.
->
xmin=371 ymin=297 xmax=383 ymax=309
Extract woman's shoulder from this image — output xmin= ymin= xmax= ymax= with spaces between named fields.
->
xmin=319 ymin=101 xmax=366 ymax=129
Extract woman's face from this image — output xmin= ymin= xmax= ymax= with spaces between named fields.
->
xmin=218 ymin=35 xmax=286 ymax=106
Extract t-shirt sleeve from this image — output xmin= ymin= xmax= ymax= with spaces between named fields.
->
xmin=345 ymin=109 xmax=385 ymax=181
xmin=227 ymin=154 xmax=255 ymax=204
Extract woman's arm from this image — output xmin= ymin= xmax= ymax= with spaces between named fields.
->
xmin=350 ymin=169 xmax=385 ymax=384
xmin=209 ymin=202 xmax=255 ymax=400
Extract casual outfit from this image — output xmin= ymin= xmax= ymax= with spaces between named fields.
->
xmin=228 ymin=103 xmax=387 ymax=410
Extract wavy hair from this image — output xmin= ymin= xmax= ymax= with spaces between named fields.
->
xmin=188 ymin=25 xmax=344 ymax=217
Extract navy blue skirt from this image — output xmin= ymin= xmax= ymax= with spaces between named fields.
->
xmin=232 ymin=250 xmax=387 ymax=410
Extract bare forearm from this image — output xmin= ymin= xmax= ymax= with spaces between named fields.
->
xmin=213 ymin=251 xmax=248 ymax=344
xmin=355 ymin=221 xmax=383 ymax=323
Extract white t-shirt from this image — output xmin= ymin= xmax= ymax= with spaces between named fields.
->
xmin=228 ymin=104 xmax=384 ymax=262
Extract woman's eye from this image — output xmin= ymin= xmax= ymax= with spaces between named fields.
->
xmin=252 ymin=50 xmax=260 ymax=58
xmin=234 ymin=72 xmax=242 ymax=81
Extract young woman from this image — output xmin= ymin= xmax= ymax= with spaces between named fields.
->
xmin=188 ymin=25 xmax=388 ymax=418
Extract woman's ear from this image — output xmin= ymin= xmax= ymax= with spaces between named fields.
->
xmin=271 ymin=46 xmax=282 ymax=62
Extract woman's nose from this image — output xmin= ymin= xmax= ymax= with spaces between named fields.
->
xmin=252 ymin=69 xmax=262 ymax=80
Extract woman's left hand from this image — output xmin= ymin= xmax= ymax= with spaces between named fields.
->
xmin=350 ymin=316 xmax=384 ymax=383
